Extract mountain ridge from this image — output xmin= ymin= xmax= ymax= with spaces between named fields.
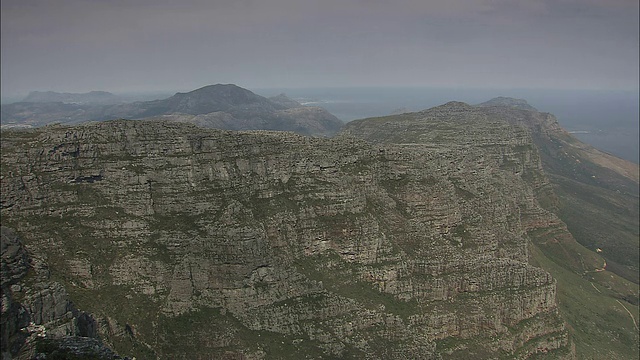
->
xmin=343 ymin=102 xmax=639 ymax=359
xmin=1 ymin=97 xmax=637 ymax=359
xmin=2 ymin=111 xmax=576 ymax=359
xmin=1 ymin=84 xmax=344 ymax=137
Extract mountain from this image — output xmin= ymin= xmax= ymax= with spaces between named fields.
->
xmin=23 ymin=90 xmax=122 ymax=104
xmin=1 ymin=84 xmax=344 ymax=137
xmin=476 ymin=96 xmax=538 ymax=111
xmin=134 ymin=84 xmax=286 ymax=117
xmin=2 ymin=115 xmax=575 ymax=359
xmin=343 ymin=100 xmax=639 ymax=359
xmin=1 ymin=227 xmax=125 ymax=359
xmin=1 ymin=98 xmax=637 ymax=359
xmin=475 ymin=98 xmax=639 ymax=282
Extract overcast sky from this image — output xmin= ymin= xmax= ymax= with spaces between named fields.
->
xmin=1 ymin=0 xmax=638 ymax=96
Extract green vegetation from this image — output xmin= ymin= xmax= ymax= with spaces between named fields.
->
xmin=156 ymin=307 xmax=334 ymax=359
xmin=34 ymin=339 xmax=107 ymax=360
xmin=529 ymin=243 xmax=639 ymax=360
xmin=295 ymin=252 xmax=420 ymax=320
xmin=534 ymin=131 xmax=639 ymax=283
xmin=65 ymin=282 xmax=161 ymax=358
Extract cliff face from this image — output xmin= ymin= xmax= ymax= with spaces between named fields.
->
xmin=1 ymin=226 xmax=123 ymax=360
xmin=473 ymin=103 xmax=639 ymax=281
xmin=1 ymin=117 xmax=573 ymax=359
xmin=344 ymin=101 xmax=639 ymax=359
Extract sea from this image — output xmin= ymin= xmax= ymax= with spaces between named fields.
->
xmin=256 ymin=87 xmax=639 ymax=164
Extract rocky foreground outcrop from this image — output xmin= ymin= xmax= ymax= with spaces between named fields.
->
xmin=1 ymin=226 xmax=125 ymax=359
xmin=1 ymin=114 xmax=574 ymax=359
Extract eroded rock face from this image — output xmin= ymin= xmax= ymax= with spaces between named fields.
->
xmin=1 ymin=119 xmax=574 ymax=359
xmin=0 ymin=227 xmax=119 ymax=359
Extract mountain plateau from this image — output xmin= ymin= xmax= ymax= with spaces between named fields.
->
xmin=0 ymin=96 xmax=637 ymax=359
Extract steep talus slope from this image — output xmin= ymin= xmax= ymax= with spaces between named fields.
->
xmin=344 ymin=101 xmax=639 ymax=359
xmin=2 ymin=119 xmax=572 ymax=359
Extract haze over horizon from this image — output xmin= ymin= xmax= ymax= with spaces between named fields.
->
xmin=2 ymin=0 xmax=638 ymax=98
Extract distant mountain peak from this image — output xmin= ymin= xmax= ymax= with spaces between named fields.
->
xmin=178 ymin=84 xmax=258 ymax=100
xmin=476 ymin=97 xmax=537 ymax=111
xmin=158 ymin=84 xmax=283 ymax=115
xmin=184 ymin=83 xmax=243 ymax=93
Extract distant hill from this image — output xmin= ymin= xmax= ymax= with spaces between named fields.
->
xmin=23 ymin=90 xmax=122 ymax=104
xmin=134 ymin=84 xmax=285 ymax=117
xmin=136 ymin=85 xmax=343 ymax=137
xmin=1 ymin=84 xmax=344 ymax=137
xmin=476 ymin=96 xmax=538 ymax=111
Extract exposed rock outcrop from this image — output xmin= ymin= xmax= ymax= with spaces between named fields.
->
xmin=1 ymin=116 xmax=574 ymax=359
xmin=0 ymin=226 xmax=122 ymax=359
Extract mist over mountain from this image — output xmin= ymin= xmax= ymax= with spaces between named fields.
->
xmin=22 ymin=90 xmax=122 ymax=105
xmin=259 ymin=87 xmax=639 ymax=164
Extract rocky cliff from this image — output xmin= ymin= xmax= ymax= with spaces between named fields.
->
xmin=1 ymin=226 xmax=125 ymax=359
xmin=344 ymin=100 xmax=639 ymax=359
xmin=0 ymin=112 xmax=575 ymax=359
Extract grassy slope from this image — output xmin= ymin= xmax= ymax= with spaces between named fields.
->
xmin=526 ymin=117 xmax=639 ymax=359
xmin=532 ymin=129 xmax=639 ymax=283
xmin=530 ymin=244 xmax=639 ymax=360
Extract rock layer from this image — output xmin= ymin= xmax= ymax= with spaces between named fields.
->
xmin=1 ymin=117 xmax=573 ymax=359
xmin=1 ymin=226 xmax=123 ymax=359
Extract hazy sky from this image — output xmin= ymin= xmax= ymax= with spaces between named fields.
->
xmin=1 ymin=0 xmax=638 ymax=96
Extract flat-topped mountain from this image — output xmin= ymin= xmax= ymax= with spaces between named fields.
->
xmin=2 ymin=113 xmax=575 ymax=358
xmin=1 ymin=84 xmax=343 ymax=137
xmin=1 ymin=98 xmax=637 ymax=359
